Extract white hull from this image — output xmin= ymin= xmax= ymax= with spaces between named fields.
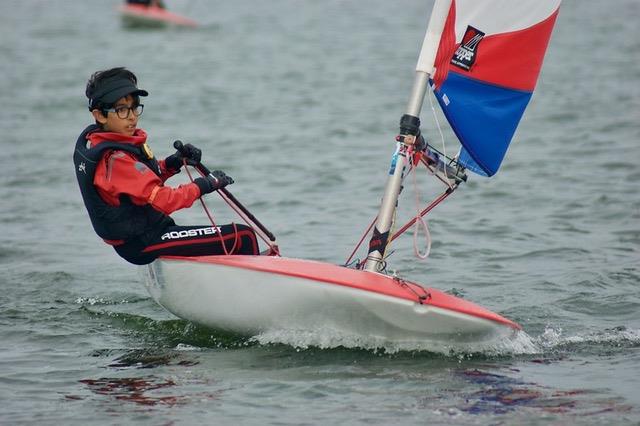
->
xmin=142 ymin=256 xmax=519 ymax=346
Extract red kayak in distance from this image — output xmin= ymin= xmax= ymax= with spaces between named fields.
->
xmin=118 ymin=4 xmax=198 ymax=28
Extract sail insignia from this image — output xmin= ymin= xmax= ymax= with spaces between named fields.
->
xmin=450 ymin=26 xmax=485 ymax=71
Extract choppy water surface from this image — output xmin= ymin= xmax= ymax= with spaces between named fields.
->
xmin=1 ymin=0 xmax=639 ymax=424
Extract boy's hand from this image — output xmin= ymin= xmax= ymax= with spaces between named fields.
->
xmin=180 ymin=143 xmax=202 ymax=165
xmin=194 ymin=171 xmax=234 ymax=195
xmin=164 ymin=142 xmax=202 ymax=170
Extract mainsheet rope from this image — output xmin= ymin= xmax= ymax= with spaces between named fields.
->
xmin=183 ymin=160 xmax=238 ymax=256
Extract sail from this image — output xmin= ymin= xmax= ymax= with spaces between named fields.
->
xmin=423 ymin=0 xmax=561 ymax=176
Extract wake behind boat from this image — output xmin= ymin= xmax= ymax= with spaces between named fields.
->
xmin=143 ymin=0 xmax=562 ymax=348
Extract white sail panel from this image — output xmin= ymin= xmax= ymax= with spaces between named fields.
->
xmin=452 ymin=0 xmax=562 ymax=39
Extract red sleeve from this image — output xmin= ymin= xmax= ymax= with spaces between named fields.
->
xmin=94 ymin=150 xmax=203 ymax=215
xmin=158 ymin=158 xmax=180 ymax=182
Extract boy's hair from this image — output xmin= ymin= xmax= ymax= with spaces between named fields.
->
xmin=86 ymin=67 xmax=140 ymax=112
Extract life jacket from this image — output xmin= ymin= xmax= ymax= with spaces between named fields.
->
xmin=73 ymin=124 xmax=173 ymax=244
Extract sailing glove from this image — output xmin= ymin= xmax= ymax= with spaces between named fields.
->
xmin=194 ymin=170 xmax=234 ymax=195
xmin=164 ymin=143 xmax=202 ymax=170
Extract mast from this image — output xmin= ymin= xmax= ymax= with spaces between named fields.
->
xmin=364 ymin=0 xmax=452 ymax=273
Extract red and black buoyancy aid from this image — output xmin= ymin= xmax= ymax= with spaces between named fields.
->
xmin=73 ymin=124 xmax=174 ymax=244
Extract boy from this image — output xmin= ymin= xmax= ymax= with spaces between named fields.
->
xmin=74 ymin=67 xmax=259 ymax=265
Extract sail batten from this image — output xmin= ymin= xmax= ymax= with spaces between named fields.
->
xmin=423 ymin=0 xmax=561 ymax=176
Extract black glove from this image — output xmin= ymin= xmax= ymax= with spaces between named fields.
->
xmin=164 ymin=143 xmax=202 ymax=171
xmin=194 ymin=170 xmax=234 ymax=195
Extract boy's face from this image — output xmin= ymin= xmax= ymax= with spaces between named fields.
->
xmin=92 ymin=95 xmax=140 ymax=136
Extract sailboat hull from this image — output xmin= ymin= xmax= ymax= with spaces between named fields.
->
xmin=142 ymin=255 xmax=519 ymax=345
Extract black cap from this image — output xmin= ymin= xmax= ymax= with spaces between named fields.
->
xmin=88 ymin=76 xmax=148 ymax=109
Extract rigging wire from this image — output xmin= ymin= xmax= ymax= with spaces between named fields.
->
xmin=344 ymin=214 xmax=377 ymax=267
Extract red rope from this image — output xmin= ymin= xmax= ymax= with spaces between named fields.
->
xmin=216 ymin=190 xmax=280 ymax=255
xmin=344 ymin=214 xmax=377 ymax=267
xmin=183 ymin=160 xmax=238 ymax=255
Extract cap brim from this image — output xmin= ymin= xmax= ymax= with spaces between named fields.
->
xmin=100 ymin=87 xmax=148 ymax=105
xmin=90 ymin=76 xmax=149 ymax=107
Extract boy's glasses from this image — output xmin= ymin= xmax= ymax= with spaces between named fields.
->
xmin=104 ymin=104 xmax=144 ymax=119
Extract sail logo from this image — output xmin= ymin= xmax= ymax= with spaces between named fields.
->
xmin=451 ymin=26 xmax=485 ymax=71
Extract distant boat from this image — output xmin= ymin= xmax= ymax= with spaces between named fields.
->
xmin=118 ymin=3 xmax=198 ymax=29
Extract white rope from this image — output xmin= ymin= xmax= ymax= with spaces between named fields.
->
xmin=408 ymin=83 xmax=452 ymax=260
xmin=410 ymin=153 xmax=431 ymax=260
xmin=427 ymin=82 xmax=453 ymax=189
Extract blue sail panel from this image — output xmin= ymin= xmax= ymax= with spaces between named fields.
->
xmin=433 ymin=72 xmax=533 ymax=176
xmin=458 ymin=147 xmax=488 ymax=177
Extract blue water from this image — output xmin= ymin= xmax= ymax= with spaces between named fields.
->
xmin=0 ymin=0 xmax=639 ymax=424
